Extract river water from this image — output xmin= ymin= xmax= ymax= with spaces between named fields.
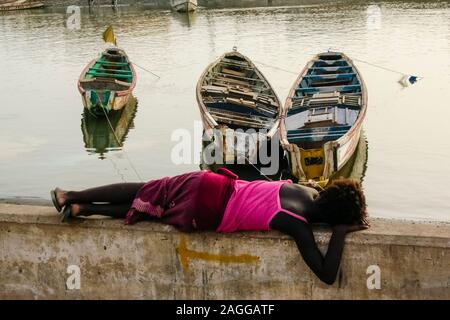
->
xmin=0 ymin=1 xmax=449 ymax=221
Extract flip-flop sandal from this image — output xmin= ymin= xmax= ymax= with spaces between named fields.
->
xmin=61 ymin=205 xmax=72 ymax=223
xmin=50 ymin=189 xmax=62 ymax=212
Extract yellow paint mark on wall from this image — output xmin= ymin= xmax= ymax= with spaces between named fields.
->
xmin=177 ymin=237 xmax=260 ymax=272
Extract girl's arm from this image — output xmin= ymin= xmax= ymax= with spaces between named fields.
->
xmin=269 ymin=212 xmax=366 ymax=285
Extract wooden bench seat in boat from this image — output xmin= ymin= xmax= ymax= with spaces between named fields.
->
xmin=97 ymin=59 xmax=129 ymax=66
xmin=202 ymin=85 xmax=255 ymax=99
xmin=201 ymin=85 xmax=229 ymax=95
xmin=309 ymin=79 xmax=352 ymax=87
xmin=304 ymin=73 xmax=356 ymax=81
xmin=313 ymin=60 xmax=349 ymax=67
xmin=341 ymin=94 xmax=361 ymax=107
xmin=215 ymin=76 xmax=249 ymax=87
xmin=213 ymin=72 xmax=266 ymax=83
xmin=221 ymin=57 xmax=251 ymax=67
xmin=221 ymin=68 xmax=247 ymax=77
xmin=318 ymin=53 xmax=343 ymax=60
xmin=208 ymin=108 xmax=271 ymax=129
xmin=209 ymin=107 xmax=271 ymax=122
xmin=292 ymin=92 xmax=340 ymax=107
xmin=296 ymin=84 xmax=361 ymax=94
xmin=218 ymin=62 xmax=254 ymax=71
xmin=79 ymin=78 xmax=131 ymax=91
xmin=206 ymin=98 xmax=277 ymax=118
xmin=309 ymin=66 xmax=353 ymax=74
xmin=225 ymin=97 xmax=256 ymax=108
xmin=204 ymin=84 xmax=277 ymax=106
xmin=228 ymin=89 xmax=255 ymax=99
xmin=291 ymin=92 xmax=361 ymax=108
xmin=86 ymin=71 xmax=132 ymax=81
xmin=287 ymin=125 xmax=351 ymax=143
xmin=88 ymin=67 xmax=132 ymax=74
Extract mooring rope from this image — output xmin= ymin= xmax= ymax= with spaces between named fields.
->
xmin=253 ymin=59 xmax=299 ymax=75
xmin=131 ymin=62 xmax=161 ymax=79
xmin=101 ymin=106 xmax=144 ymax=182
xmin=244 ymin=154 xmax=274 ymax=182
xmin=254 ymin=52 xmax=424 ymax=81
xmin=107 ymin=156 xmax=127 ymax=183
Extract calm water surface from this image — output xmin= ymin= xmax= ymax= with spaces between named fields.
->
xmin=0 ymin=1 xmax=449 ymax=221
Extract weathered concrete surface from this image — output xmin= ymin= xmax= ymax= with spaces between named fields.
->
xmin=0 ymin=203 xmax=449 ymax=299
xmin=42 ymin=0 xmax=345 ymax=9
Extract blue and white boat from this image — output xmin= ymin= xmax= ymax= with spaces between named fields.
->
xmin=280 ymin=52 xmax=368 ymax=187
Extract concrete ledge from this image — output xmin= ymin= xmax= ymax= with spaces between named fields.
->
xmin=1 ymin=204 xmax=449 ymax=299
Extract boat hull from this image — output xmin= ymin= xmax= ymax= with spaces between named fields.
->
xmin=171 ymin=0 xmax=197 ymax=12
xmin=80 ymin=90 xmax=132 ymax=115
xmin=280 ymin=52 xmax=368 ymax=187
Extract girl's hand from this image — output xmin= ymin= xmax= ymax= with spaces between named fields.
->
xmin=345 ymin=224 xmax=369 ymax=233
xmin=333 ymin=224 xmax=369 ymax=234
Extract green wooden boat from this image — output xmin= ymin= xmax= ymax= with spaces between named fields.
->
xmin=78 ymin=47 xmax=136 ymax=116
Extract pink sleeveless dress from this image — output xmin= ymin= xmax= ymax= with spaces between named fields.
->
xmin=217 ymin=179 xmax=308 ymax=233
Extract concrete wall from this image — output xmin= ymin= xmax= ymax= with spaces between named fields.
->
xmin=0 ymin=203 xmax=449 ymax=299
xmin=42 ymin=0 xmax=347 ymax=9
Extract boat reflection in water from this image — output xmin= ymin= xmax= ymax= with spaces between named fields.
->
xmin=328 ymin=131 xmax=368 ymax=184
xmin=172 ymin=10 xmax=197 ymax=27
xmin=81 ymin=95 xmax=138 ymax=159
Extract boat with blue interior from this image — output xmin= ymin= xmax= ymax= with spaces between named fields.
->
xmin=280 ymin=51 xmax=367 ymax=187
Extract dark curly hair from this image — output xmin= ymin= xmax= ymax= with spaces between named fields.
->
xmin=315 ymin=178 xmax=368 ymax=226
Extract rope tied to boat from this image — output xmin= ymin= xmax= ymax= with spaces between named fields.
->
xmin=253 ymin=60 xmax=298 ymax=75
xmin=131 ymin=62 xmax=161 ymax=79
xmin=254 ymin=52 xmax=423 ymax=87
xmin=101 ymin=107 xmax=144 ymax=183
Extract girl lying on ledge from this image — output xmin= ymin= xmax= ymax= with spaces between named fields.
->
xmin=51 ymin=168 xmax=368 ymax=285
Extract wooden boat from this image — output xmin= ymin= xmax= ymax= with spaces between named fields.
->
xmin=78 ymin=47 xmax=136 ymax=116
xmin=280 ymin=51 xmax=367 ymax=187
xmin=81 ymin=95 xmax=138 ymax=158
xmin=170 ymin=0 xmax=197 ymax=12
xmin=196 ymin=49 xmax=282 ymax=163
xmin=0 ymin=0 xmax=43 ymax=10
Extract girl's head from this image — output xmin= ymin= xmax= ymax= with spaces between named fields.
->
xmin=314 ymin=179 xmax=368 ymax=226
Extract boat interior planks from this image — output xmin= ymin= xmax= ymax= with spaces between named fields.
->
xmin=197 ymin=50 xmax=282 ymax=137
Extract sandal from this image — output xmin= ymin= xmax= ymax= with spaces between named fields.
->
xmin=61 ymin=205 xmax=72 ymax=223
xmin=50 ymin=189 xmax=62 ymax=212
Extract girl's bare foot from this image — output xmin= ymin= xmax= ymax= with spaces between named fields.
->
xmin=54 ymin=188 xmax=67 ymax=208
